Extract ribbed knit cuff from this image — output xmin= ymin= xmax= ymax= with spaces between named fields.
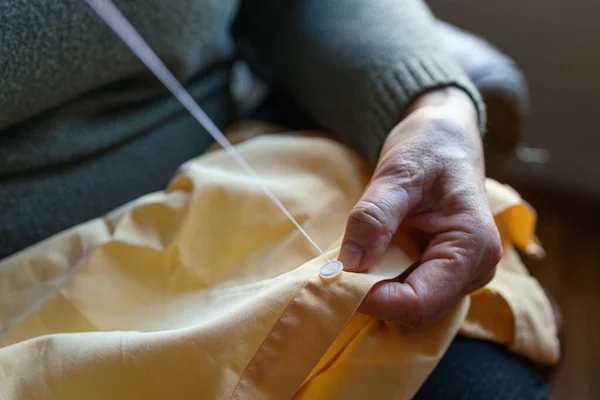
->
xmin=361 ymin=53 xmax=487 ymax=165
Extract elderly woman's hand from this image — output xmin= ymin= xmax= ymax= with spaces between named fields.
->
xmin=339 ymin=87 xmax=503 ymax=333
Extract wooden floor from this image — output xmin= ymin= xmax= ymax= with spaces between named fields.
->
xmin=505 ymin=182 xmax=600 ymax=400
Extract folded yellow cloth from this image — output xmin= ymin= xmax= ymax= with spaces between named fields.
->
xmin=0 ymin=130 xmax=559 ymax=399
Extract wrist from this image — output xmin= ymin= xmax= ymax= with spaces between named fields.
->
xmin=383 ymin=86 xmax=485 ymax=174
xmin=406 ymin=87 xmax=480 ymax=134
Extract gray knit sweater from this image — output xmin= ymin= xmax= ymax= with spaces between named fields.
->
xmin=0 ymin=0 xmax=483 ymax=258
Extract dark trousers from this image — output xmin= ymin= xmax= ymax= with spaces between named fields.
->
xmin=415 ymin=336 xmax=548 ymax=399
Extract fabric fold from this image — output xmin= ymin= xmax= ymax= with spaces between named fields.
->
xmin=0 ymin=131 xmax=558 ymax=400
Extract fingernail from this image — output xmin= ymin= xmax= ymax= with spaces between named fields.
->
xmin=339 ymin=241 xmax=364 ymax=271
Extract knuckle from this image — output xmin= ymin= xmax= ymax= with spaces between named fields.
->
xmin=463 ymin=222 xmax=502 ymax=290
xmin=483 ymin=225 xmax=503 ymax=268
xmin=383 ymin=156 xmax=417 ymax=178
xmin=471 ymin=265 xmax=497 ymax=291
xmin=482 ymin=266 xmax=497 ymax=286
xmin=381 ymin=153 xmax=434 ymax=192
xmin=390 ymin=283 xmax=424 ymax=330
xmin=489 ymin=238 xmax=504 ymax=267
xmin=452 ymin=231 xmax=479 ymax=266
xmin=349 ymin=200 xmax=394 ymax=236
xmin=466 ymin=212 xmax=503 ymax=270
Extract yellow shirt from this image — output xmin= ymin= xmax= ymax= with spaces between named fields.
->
xmin=0 ymin=128 xmax=559 ymax=399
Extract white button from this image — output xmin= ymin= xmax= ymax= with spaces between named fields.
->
xmin=319 ymin=260 xmax=344 ymax=280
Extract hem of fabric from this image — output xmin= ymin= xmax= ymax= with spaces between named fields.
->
xmin=229 ymin=272 xmax=374 ymax=399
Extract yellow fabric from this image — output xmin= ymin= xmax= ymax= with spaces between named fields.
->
xmin=0 ymin=130 xmax=559 ymax=400
xmin=461 ymin=181 xmax=559 ymax=365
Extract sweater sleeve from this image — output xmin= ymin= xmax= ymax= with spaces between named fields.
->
xmin=233 ymin=0 xmax=486 ymax=165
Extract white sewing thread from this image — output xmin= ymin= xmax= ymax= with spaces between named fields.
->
xmin=85 ymin=0 xmax=330 ymax=262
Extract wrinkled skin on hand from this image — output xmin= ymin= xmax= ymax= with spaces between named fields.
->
xmin=339 ymin=87 xmax=503 ymax=333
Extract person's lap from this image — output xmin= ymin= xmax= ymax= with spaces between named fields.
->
xmin=0 ymin=92 xmax=549 ymax=399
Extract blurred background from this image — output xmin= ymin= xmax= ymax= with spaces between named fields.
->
xmin=431 ymin=0 xmax=600 ymax=197
xmin=428 ymin=0 xmax=600 ymax=398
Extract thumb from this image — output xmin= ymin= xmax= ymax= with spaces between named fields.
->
xmin=339 ymin=177 xmax=412 ymax=272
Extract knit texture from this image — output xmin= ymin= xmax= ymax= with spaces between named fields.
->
xmin=236 ymin=0 xmax=486 ymax=165
xmin=1 ymin=0 xmax=484 ymax=174
xmin=0 ymin=0 xmax=485 ymax=256
xmin=362 ymin=55 xmax=486 ymax=164
xmin=0 ymin=0 xmax=238 ymax=176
